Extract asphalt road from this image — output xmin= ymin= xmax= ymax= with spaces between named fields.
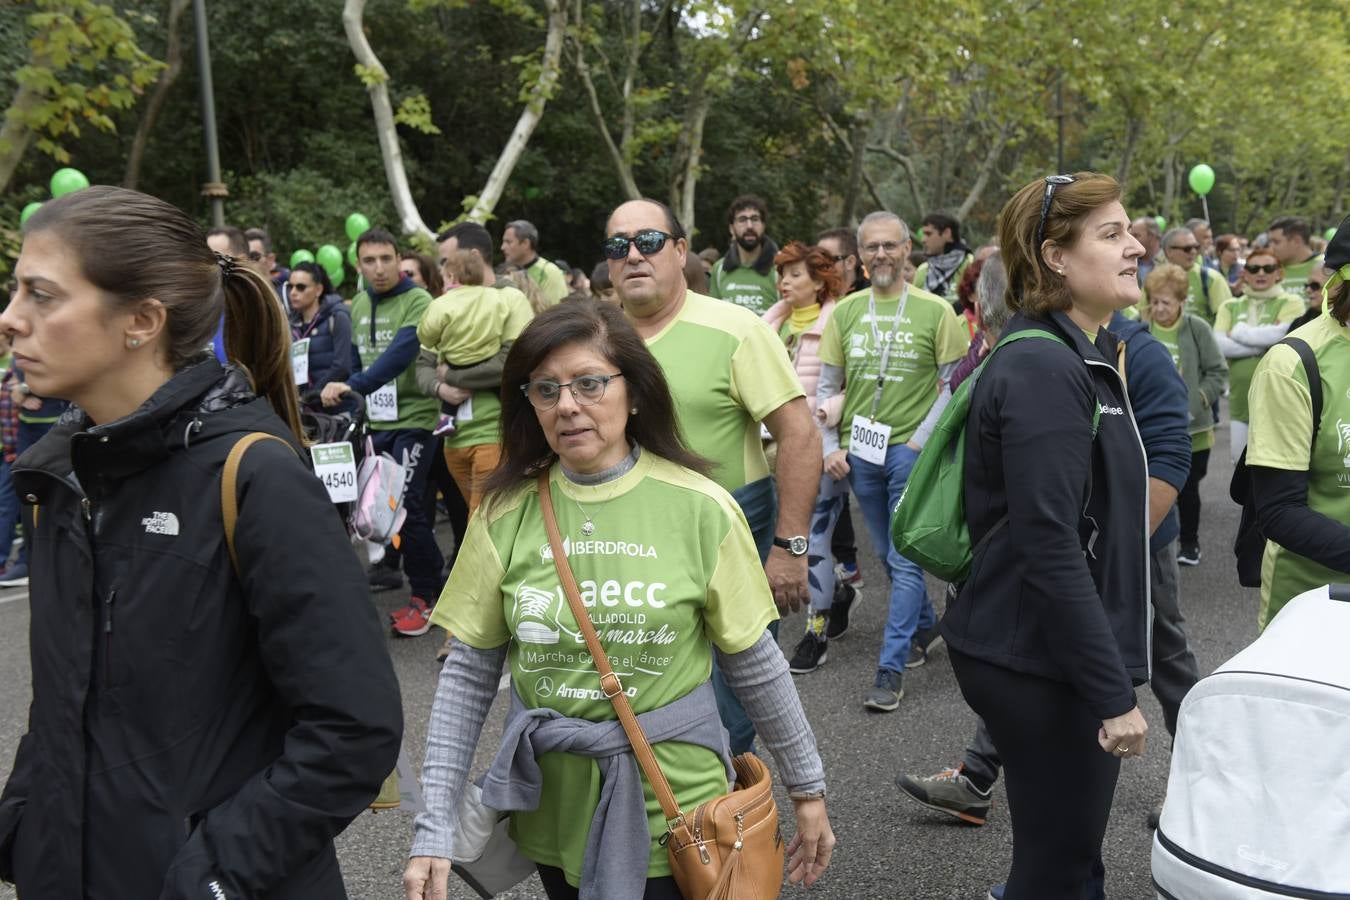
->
xmin=0 ymin=417 xmax=1259 ymax=900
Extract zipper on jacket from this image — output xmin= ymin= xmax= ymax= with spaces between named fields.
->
xmin=80 ymin=497 xmax=92 ymax=521
xmin=103 ymin=588 xmax=117 ymax=686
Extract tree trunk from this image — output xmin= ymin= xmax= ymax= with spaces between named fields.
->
xmin=1161 ymin=152 xmax=1177 ymax=223
xmin=1115 ymin=116 xmax=1140 ymax=187
xmin=0 ymin=76 xmax=43 ymax=196
xmin=840 ymin=117 xmax=866 ymax=226
xmin=124 ymin=0 xmax=191 ymax=190
xmin=956 ymin=121 xmax=1010 ymax=220
xmin=669 ymin=85 xmax=712 ymax=237
xmin=467 ymin=0 xmax=567 ymax=223
xmin=341 ymin=0 xmax=433 ymax=238
xmin=569 ymin=0 xmax=641 ymax=200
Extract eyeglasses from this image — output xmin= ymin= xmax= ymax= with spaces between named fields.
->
xmin=1306 ymin=281 xmax=1326 ymax=293
xmin=602 ymin=230 xmax=673 ymax=260
xmin=830 ymin=254 xmax=848 ymax=263
xmin=521 ymin=373 xmax=624 ymax=410
xmin=1036 ymin=175 xmax=1076 ymax=246
xmin=733 ymin=214 xmax=763 ymax=225
xmin=286 ymin=281 xmax=313 ymax=292
xmin=1244 ymin=263 xmax=1279 ymax=274
xmin=861 ymin=241 xmax=903 ymax=257
xmin=248 ymin=251 xmax=264 ymax=262
xmin=1171 ymin=244 xmax=1200 ymax=254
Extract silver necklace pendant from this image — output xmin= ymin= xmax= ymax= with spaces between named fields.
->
xmin=581 ymin=519 xmax=595 ymax=536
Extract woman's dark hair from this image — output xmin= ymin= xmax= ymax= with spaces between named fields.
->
xmin=482 ymin=300 xmax=711 ymax=497
xmin=998 ymin=171 xmax=1122 ymax=317
xmin=1328 ymin=276 xmax=1349 ymax=325
xmin=400 ymin=250 xmax=444 ymax=296
xmin=22 ymin=186 xmax=303 ymax=440
xmin=291 ymin=261 xmax=334 ymax=296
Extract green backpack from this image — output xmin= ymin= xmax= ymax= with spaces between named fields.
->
xmin=890 ymin=328 xmax=1099 ymax=583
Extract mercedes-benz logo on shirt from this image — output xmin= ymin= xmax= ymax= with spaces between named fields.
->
xmin=536 ymin=677 xmax=554 ymax=698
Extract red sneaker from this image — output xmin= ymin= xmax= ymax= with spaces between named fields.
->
xmin=391 ymin=596 xmax=433 ymax=637
xmin=389 ymin=600 xmax=422 ymax=624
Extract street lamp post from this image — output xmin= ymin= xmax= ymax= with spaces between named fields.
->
xmin=192 ymin=0 xmax=226 ymax=226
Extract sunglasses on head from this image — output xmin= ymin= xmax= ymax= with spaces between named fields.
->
xmin=602 ymin=229 xmax=674 ymax=260
xmin=1244 ymin=263 xmax=1279 ymax=274
xmin=1036 ymin=175 xmax=1075 ymax=246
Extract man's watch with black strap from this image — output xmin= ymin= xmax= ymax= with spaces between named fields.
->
xmin=773 ymin=535 xmax=808 ymax=557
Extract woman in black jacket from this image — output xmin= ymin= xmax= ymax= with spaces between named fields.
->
xmin=288 ymin=261 xmax=354 ymax=405
xmin=942 ymin=173 xmax=1151 ymax=900
xmin=0 ymin=186 xmax=402 ymax=899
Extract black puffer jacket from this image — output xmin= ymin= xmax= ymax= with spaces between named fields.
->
xmin=0 ymin=358 xmax=402 ymax=899
xmin=942 ymin=310 xmax=1151 ymax=720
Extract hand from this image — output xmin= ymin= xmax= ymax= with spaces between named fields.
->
xmin=438 ymin=384 xmax=471 ymax=405
xmin=436 ymin=361 xmax=449 ymax=381
xmin=765 ymin=546 xmax=808 ymax=614
xmin=403 ymin=856 xmax=452 ymax=900
xmin=20 ymin=395 xmax=42 ymax=412
xmin=320 ymin=382 xmax=352 ymax=408
xmin=1098 ymin=705 xmax=1148 ymax=759
xmin=785 ymin=798 xmax=835 ymax=887
xmin=823 ymin=450 xmax=850 ymax=481
xmin=905 ymin=440 xmax=921 ymax=452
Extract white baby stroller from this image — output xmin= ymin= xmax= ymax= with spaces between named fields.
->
xmin=1152 ymin=583 xmax=1350 ymax=899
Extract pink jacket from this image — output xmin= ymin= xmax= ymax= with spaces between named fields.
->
xmin=762 ymin=299 xmax=844 ymax=423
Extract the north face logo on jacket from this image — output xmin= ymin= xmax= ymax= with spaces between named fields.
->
xmin=141 ymin=511 xmax=180 ymax=536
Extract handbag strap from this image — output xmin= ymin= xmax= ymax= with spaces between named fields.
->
xmin=536 ymin=472 xmax=691 ymax=832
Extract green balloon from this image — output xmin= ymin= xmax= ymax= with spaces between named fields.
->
xmin=1188 ymin=163 xmax=1215 ymax=196
xmin=345 ymin=213 xmax=371 ymax=242
xmin=49 ymin=167 xmax=90 ymax=197
xmin=290 ymin=249 xmax=315 ymax=269
xmin=1155 ymin=216 xmax=1167 ymax=232
xmin=316 ymin=243 xmax=344 ymax=273
xmin=19 ymin=202 xmax=42 ymax=226
xmin=330 ymin=267 xmax=345 ymax=289
xmin=1326 ymin=227 xmax=1337 ymax=241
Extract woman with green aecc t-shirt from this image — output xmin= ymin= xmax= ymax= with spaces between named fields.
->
xmin=403 ymin=300 xmax=835 ymax=899
xmin=1246 ymin=215 xmax=1350 ymax=629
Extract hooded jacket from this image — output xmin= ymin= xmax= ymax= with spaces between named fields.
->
xmin=0 ymin=358 xmax=402 ymax=899
xmin=942 ymin=310 xmax=1151 ymax=720
xmin=290 ymin=294 xmax=353 ymax=394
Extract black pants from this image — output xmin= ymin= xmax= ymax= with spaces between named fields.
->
xmin=1177 ymin=448 xmax=1210 ymax=546
xmin=536 ymin=864 xmax=682 ymax=900
xmin=950 ymin=649 xmax=1119 ymax=900
xmin=421 ymin=435 xmax=468 ymax=554
xmin=831 ymin=494 xmax=858 ymax=566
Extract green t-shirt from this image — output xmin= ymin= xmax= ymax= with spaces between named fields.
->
xmin=444 ymin=285 xmax=535 ymax=449
xmin=1141 ymin=265 xmax=1232 ymax=325
xmin=417 ymin=285 xmax=508 ymax=367
xmin=351 ymin=284 xmax=439 ymax=431
xmin=817 ymin=285 xmax=971 ymax=448
xmin=1151 ymin=319 xmax=1213 ymax=451
xmin=644 ymin=292 xmax=804 ymax=492
xmin=1280 ymin=254 xmax=1325 ymax=297
xmin=1246 ymin=313 xmax=1350 ymax=628
xmin=431 ymin=451 xmax=777 ymax=884
xmin=526 ymin=257 xmax=569 ymax=305
xmin=1214 ymin=291 xmax=1305 ymax=422
xmin=708 ymin=256 xmax=778 ymax=316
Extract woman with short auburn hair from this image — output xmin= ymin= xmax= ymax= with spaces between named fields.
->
xmin=944 ymin=172 xmax=1152 ymax=899
xmin=405 ymin=299 xmax=834 ymax=900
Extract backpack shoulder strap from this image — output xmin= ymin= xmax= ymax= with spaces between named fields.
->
xmin=222 ymin=433 xmax=296 ymax=576
xmin=991 ymin=328 xmax=1101 ymax=435
xmin=1282 ymin=336 xmax=1323 ymax=453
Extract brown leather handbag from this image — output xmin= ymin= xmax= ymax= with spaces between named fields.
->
xmin=538 ymin=473 xmax=784 ymax=900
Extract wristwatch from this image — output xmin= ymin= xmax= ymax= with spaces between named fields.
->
xmin=773 ymin=535 xmax=808 ymax=557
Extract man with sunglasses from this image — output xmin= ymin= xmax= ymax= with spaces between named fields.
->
xmin=605 ymin=198 xmax=821 ymax=755
xmin=245 ymin=227 xmax=287 ymax=302
xmin=1148 ymin=226 xmax=1231 ymax=325
xmin=708 ymin=195 xmax=781 ymax=315
xmin=1214 ymin=247 xmax=1305 ymax=460
xmin=1289 ymin=265 xmax=1330 ymax=332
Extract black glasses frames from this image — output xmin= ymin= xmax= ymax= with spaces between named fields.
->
xmin=1244 ymin=263 xmax=1279 ymax=274
xmin=602 ymin=230 xmax=674 ymax=261
xmin=1036 ymin=175 xmax=1076 ymax=247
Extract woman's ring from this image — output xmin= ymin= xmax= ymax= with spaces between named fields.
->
xmin=1115 ymin=745 xmax=1129 ymax=755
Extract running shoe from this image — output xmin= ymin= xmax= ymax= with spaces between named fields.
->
xmin=391 ymin=596 xmax=433 ymax=637
xmin=788 ymin=632 xmax=828 ymax=674
xmin=825 ymin=582 xmax=860 ymax=640
xmin=0 ymin=563 xmax=29 ymax=588
xmin=432 ymin=414 xmax=457 ymax=437
xmin=369 ymin=558 xmax=403 ymax=594
xmin=906 ymin=624 xmax=943 ymax=668
xmin=1177 ymin=541 xmax=1201 ymax=566
xmin=895 ymin=763 xmax=992 ymax=825
xmin=862 ymin=668 xmax=903 ymax=712
xmin=835 ymin=561 xmax=863 ymax=589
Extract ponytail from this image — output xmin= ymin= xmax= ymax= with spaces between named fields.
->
xmin=220 ymin=264 xmax=306 ymax=442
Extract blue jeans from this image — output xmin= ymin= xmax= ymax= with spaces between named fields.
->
xmin=847 ymin=443 xmax=935 ymax=675
xmin=371 ymin=428 xmax=445 ymax=599
xmin=712 ymin=477 xmax=778 ymax=755
xmin=0 ymin=459 xmax=17 ymax=566
xmin=807 ymin=473 xmax=849 ymax=613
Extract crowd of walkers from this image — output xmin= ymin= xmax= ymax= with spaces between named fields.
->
xmin=0 ymin=177 xmax=1346 ymax=900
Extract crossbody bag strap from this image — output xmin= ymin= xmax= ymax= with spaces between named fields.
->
xmin=222 ymin=433 xmax=296 ymax=575
xmin=536 ymin=472 xmax=690 ymax=832
xmin=1282 ymin=337 xmax=1323 ymax=453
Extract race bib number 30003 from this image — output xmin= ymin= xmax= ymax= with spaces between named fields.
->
xmin=849 ymin=414 xmax=891 ymax=465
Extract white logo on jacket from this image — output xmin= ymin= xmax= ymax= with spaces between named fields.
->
xmin=1098 ymin=402 xmax=1125 ymax=416
xmin=141 ymin=511 xmax=179 ymax=536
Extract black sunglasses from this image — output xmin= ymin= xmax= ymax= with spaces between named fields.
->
xmin=1171 ymin=244 xmax=1200 ymax=253
xmin=286 ymin=281 xmax=314 ymax=292
xmin=1036 ymin=175 xmax=1076 ymax=246
xmin=1306 ymin=281 xmax=1326 ymax=293
xmin=1244 ymin=263 xmax=1279 ymax=274
xmin=602 ymin=229 xmax=674 ymax=260
xmin=247 ymin=250 xmax=264 ymax=262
